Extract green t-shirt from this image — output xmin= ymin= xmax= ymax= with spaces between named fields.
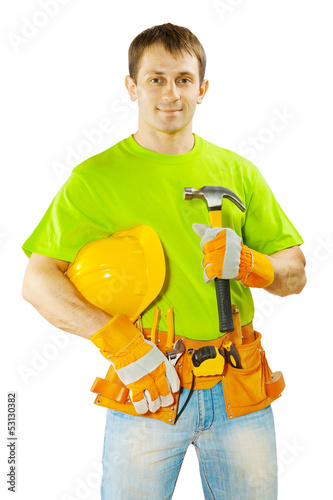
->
xmin=22 ymin=133 xmax=303 ymax=340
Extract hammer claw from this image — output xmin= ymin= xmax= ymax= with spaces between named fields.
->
xmin=184 ymin=186 xmax=246 ymax=213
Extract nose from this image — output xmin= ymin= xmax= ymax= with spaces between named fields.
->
xmin=162 ymin=80 xmax=180 ymax=102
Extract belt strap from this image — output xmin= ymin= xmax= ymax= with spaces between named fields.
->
xmin=91 ymin=321 xmax=255 ymax=399
xmin=142 ymin=323 xmax=254 ymax=390
xmin=91 ymin=374 xmax=129 ymax=404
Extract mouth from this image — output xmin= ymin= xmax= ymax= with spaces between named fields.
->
xmin=157 ymin=108 xmax=183 ymax=114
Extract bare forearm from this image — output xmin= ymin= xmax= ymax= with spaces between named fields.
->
xmin=264 ymin=246 xmax=306 ymax=297
xmin=22 ymin=255 xmax=111 ymax=339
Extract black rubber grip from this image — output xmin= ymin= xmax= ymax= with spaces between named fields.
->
xmin=215 ymin=278 xmax=234 ymax=333
xmin=192 ymin=346 xmax=217 ymax=367
xmin=223 ymin=344 xmax=242 ymax=369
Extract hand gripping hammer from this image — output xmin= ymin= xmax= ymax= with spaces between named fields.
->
xmin=184 ymin=186 xmax=246 ymax=333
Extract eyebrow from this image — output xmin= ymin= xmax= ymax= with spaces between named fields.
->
xmin=145 ymin=70 xmax=196 ymax=77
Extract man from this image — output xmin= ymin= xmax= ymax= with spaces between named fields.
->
xmin=22 ymin=23 xmax=306 ymax=499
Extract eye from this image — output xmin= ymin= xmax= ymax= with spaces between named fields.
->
xmin=179 ymin=78 xmax=190 ymax=84
xmin=150 ymin=78 xmax=162 ymax=83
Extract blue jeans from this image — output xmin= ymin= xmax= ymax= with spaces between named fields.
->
xmin=101 ymin=382 xmax=278 ymax=499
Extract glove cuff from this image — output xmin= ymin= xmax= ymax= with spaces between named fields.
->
xmin=90 ymin=314 xmax=142 ymax=359
xmin=238 ymin=245 xmax=274 ymax=288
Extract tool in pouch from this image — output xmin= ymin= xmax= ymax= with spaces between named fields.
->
xmin=190 ymin=340 xmax=242 ymax=376
xmin=165 ymin=333 xmax=190 ymax=424
xmin=164 ymin=307 xmax=242 ymax=423
xmin=162 ymin=307 xmax=187 ymax=423
xmin=184 ymin=186 xmax=246 ymax=333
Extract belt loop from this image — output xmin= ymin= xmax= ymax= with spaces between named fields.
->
xmin=228 ymin=305 xmax=242 ymax=345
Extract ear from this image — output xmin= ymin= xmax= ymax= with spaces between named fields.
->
xmin=125 ymin=75 xmax=137 ymax=101
xmin=197 ymin=79 xmax=209 ymax=104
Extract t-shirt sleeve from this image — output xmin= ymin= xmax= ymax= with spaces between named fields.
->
xmin=22 ymin=170 xmax=115 ymax=262
xmin=242 ymin=167 xmax=303 ymax=254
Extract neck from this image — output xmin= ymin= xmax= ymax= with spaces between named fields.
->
xmin=132 ymin=127 xmax=195 ymax=155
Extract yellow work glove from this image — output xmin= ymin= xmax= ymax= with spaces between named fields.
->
xmin=90 ymin=314 xmax=180 ymax=414
xmin=193 ymin=224 xmax=274 ymax=288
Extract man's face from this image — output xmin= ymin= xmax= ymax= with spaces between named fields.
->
xmin=126 ymin=43 xmax=208 ymax=135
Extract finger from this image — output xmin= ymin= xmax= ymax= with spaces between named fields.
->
xmin=129 ymin=374 xmax=160 ymax=407
xmin=153 ymin=364 xmax=177 ymax=408
xmin=160 ymin=392 xmax=174 ymax=408
xmin=202 ymin=230 xmax=227 ymax=254
xmin=199 ymin=227 xmax=224 ymax=250
xmin=192 ymin=223 xmax=210 ymax=238
xmin=164 ymin=363 xmax=181 ymax=393
xmin=129 ymin=389 xmax=149 ymax=414
xmin=202 ymin=251 xmax=222 ymax=269
xmin=144 ymin=390 xmax=161 ymax=413
xmin=153 ymin=364 xmax=172 ymax=397
xmin=203 ymin=265 xmax=214 ymax=283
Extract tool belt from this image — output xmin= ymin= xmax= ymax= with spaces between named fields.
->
xmin=91 ymin=306 xmax=285 ymax=424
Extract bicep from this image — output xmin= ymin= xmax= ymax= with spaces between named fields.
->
xmin=22 ymin=253 xmax=69 ymax=300
xmin=28 ymin=253 xmax=69 ymax=273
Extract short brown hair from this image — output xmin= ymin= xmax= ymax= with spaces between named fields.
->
xmin=128 ymin=23 xmax=206 ymax=85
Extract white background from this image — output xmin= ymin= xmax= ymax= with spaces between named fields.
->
xmin=1 ymin=0 xmax=332 ymax=499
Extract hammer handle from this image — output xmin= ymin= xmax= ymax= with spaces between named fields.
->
xmin=215 ymin=278 xmax=235 ymax=333
xmin=209 ymin=208 xmax=235 ymax=333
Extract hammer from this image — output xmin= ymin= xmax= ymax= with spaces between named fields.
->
xmin=184 ymin=186 xmax=246 ymax=333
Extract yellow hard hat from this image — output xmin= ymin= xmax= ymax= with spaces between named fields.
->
xmin=66 ymin=225 xmax=165 ymax=322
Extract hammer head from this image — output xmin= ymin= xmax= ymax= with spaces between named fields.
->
xmin=184 ymin=186 xmax=246 ymax=212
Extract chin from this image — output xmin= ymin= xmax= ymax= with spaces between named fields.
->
xmin=158 ymin=121 xmax=187 ymax=133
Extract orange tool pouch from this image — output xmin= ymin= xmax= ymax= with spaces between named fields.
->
xmin=90 ymin=307 xmax=285 ymax=424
